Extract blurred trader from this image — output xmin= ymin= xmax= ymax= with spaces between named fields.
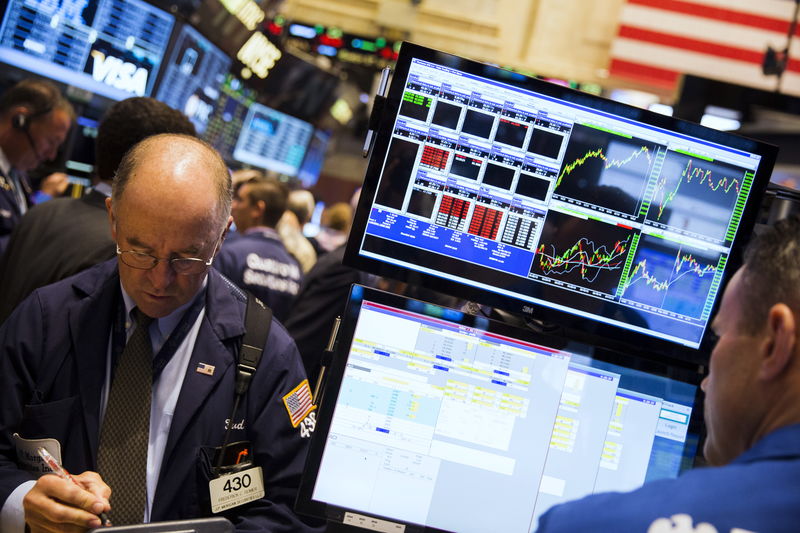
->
xmin=277 ymin=189 xmax=317 ymax=273
xmin=308 ymin=201 xmax=352 ymax=257
xmin=215 ymin=178 xmax=303 ymax=322
xmin=536 ymin=215 xmax=800 ymax=533
xmin=0 ymin=97 xmax=196 ymax=323
xmin=0 ymin=134 xmax=320 ymax=532
xmin=0 ymin=78 xmax=74 ymax=255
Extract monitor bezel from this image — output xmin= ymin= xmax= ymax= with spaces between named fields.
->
xmin=295 ymin=284 xmax=706 ymax=532
xmin=343 ymin=41 xmax=778 ymax=365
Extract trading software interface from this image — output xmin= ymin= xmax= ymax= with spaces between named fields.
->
xmin=0 ymin=0 xmax=174 ymax=100
xmin=155 ymin=24 xmax=231 ymax=135
xmin=311 ymin=298 xmax=697 ymax=533
xmin=232 ymin=102 xmax=314 ymax=177
xmin=356 ymin=57 xmax=767 ymax=349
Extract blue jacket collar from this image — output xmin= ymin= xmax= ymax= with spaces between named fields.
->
xmin=734 ymin=423 xmax=800 ymax=464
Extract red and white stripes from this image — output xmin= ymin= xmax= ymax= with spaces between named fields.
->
xmin=610 ymin=0 xmax=800 ymax=96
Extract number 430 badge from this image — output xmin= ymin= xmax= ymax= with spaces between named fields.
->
xmin=209 ymin=466 xmax=265 ymax=513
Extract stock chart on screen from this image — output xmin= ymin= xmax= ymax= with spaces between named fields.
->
xmin=348 ymin=44 xmax=775 ymax=354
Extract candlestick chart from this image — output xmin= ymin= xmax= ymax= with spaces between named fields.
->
xmin=532 ymin=210 xmax=634 ymax=294
xmin=619 ymin=235 xmax=721 ymax=319
xmin=554 ymin=124 xmax=663 ymax=216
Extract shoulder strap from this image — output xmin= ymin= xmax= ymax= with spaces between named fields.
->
xmin=235 ymin=293 xmax=272 ymax=395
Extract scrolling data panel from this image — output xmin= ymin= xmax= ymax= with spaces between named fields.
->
xmin=0 ymin=0 xmax=174 ymax=100
xmin=357 ymin=56 xmax=767 ymax=349
xmin=310 ymin=299 xmax=696 ymax=533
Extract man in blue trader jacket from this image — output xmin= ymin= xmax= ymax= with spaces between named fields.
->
xmin=0 ymin=134 xmax=321 ymax=532
xmin=536 ymin=215 xmax=800 ymax=533
xmin=215 ymin=178 xmax=302 ymax=322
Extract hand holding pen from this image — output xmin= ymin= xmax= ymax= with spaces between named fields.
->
xmin=26 ymin=447 xmax=112 ymax=530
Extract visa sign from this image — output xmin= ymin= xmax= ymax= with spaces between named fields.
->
xmin=90 ymin=50 xmax=149 ymax=96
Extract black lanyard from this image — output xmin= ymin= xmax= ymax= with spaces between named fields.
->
xmin=111 ymin=290 xmax=206 ymax=382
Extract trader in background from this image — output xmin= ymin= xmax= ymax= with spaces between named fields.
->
xmin=0 ymin=97 xmax=196 ymax=323
xmin=0 ymin=134 xmax=320 ymax=532
xmin=536 ymin=215 xmax=800 ymax=533
xmin=0 ymin=78 xmax=74 ymax=255
xmin=215 ymin=178 xmax=303 ymax=322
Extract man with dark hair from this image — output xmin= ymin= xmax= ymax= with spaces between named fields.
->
xmin=536 ymin=215 xmax=800 ymax=533
xmin=0 ymin=97 xmax=196 ymax=323
xmin=215 ymin=178 xmax=303 ymax=322
xmin=0 ymin=78 xmax=74 ymax=254
xmin=0 ymin=134 xmax=320 ymax=532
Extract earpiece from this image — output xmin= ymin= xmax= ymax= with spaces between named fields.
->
xmin=11 ymin=102 xmax=54 ymax=131
xmin=11 ymin=113 xmax=27 ymax=130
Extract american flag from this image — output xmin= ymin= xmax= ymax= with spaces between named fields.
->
xmin=610 ymin=0 xmax=800 ymax=96
xmin=282 ymin=379 xmax=315 ymax=427
xmin=196 ymin=362 xmax=215 ymax=376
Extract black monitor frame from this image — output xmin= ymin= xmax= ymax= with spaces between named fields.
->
xmin=344 ymin=42 xmax=778 ymax=365
xmin=296 ymin=284 xmax=705 ymax=532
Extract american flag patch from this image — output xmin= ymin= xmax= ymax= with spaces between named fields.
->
xmin=196 ymin=363 xmax=215 ymax=376
xmin=282 ymin=379 xmax=315 ymax=428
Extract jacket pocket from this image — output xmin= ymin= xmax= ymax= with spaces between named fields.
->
xmin=19 ymin=396 xmax=79 ymax=441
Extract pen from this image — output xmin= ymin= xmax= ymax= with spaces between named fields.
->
xmin=37 ymin=447 xmax=111 ymax=527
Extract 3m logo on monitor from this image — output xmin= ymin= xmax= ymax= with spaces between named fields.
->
xmin=89 ymin=50 xmax=149 ymax=96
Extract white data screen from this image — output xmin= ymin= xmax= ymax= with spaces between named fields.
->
xmin=312 ymin=300 xmax=695 ymax=532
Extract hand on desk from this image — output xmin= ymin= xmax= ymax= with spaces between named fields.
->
xmin=23 ymin=471 xmax=111 ymax=532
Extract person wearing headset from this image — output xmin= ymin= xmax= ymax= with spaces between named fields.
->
xmin=0 ymin=78 xmax=74 ymax=256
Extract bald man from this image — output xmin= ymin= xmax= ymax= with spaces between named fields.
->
xmin=0 ymin=135 xmax=321 ymax=532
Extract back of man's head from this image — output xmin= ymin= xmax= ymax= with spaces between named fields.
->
xmin=287 ymin=189 xmax=315 ymax=225
xmin=322 ymin=202 xmax=353 ymax=233
xmin=739 ymin=215 xmax=800 ymax=332
xmin=96 ymin=97 xmax=196 ymax=182
xmin=0 ymin=78 xmax=75 ymax=122
xmin=242 ymin=178 xmax=289 ymax=228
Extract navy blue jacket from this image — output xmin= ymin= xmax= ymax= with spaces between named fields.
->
xmin=215 ymin=230 xmax=302 ymax=322
xmin=536 ymin=424 xmax=800 ymax=533
xmin=0 ymin=260 xmax=321 ymax=531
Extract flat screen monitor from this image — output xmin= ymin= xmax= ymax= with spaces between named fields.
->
xmin=154 ymin=23 xmax=231 ymax=135
xmin=0 ymin=0 xmax=174 ymax=100
xmin=202 ymin=74 xmax=256 ymax=163
xmin=297 ymin=129 xmax=331 ymax=188
xmin=65 ymin=115 xmax=99 ymax=182
xmin=232 ymin=102 xmax=314 ymax=177
xmin=344 ymin=42 xmax=778 ymax=360
xmin=296 ymin=285 xmax=703 ymax=533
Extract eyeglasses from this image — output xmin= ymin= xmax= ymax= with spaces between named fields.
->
xmin=116 ymin=245 xmax=215 ymax=275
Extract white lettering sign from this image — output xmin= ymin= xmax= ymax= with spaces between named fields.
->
xmin=90 ymin=50 xmax=148 ymax=96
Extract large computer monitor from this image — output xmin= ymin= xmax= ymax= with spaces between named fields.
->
xmin=0 ymin=0 xmax=174 ymax=100
xmin=232 ymin=102 xmax=314 ymax=177
xmin=344 ymin=42 xmax=778 ymax=361
xmin=296 ymin=285 xmax=703 ymax=533
xmin=154 ymin=23 xmax=231 ymax=135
